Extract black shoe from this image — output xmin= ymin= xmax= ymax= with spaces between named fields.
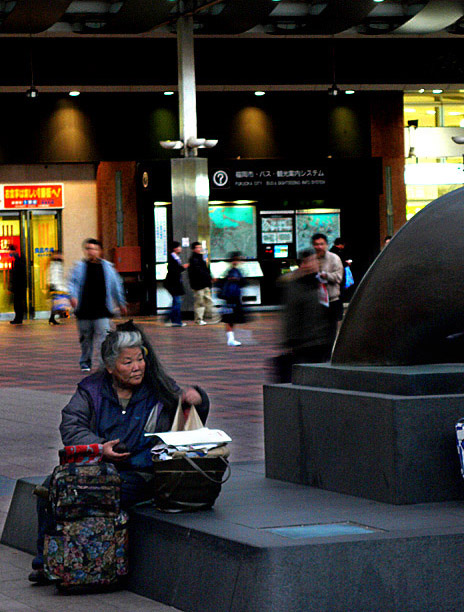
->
xmin=80 ymin=365 xmax=91 ymax=372
xmin=10 ymin=320 xmax=23 ymax=325
xmin=28 ymin=569 xmax=53 ymax=585
xmin=48 ymin=319 xmax=59 ymax=326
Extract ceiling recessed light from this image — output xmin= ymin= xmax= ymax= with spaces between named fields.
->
xmin=404 ymin=108 xmax=416 ymax=113
xmin=164 ymin=91 xmax=174 ymax=96
xmin=345 ymin=90 xmax=355 ymax=95
xmin=69 ymin=90 xmax=80 ymax=97
xmin=418 ymin=88 xmax=425 ymax=93
xmin=449 ymin=111 xmax=462 ymax=116
xmin=254 ymin=91 xmax=265 ymax=96
xmin=432 ymin=89 xmax=443 ymax=94
xmin=426 ymin=110 xmax=436 ymax=115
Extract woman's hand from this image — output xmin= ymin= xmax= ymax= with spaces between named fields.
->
xmin=182 ymin=387 xmax=202 ymax=406
xmin=102 ymin=439 xmax=131 ymax=462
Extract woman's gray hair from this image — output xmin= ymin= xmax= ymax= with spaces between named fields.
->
xmin=101 ymin=330 xmax=144 ymax=369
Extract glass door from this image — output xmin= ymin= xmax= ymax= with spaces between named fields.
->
xmin=0 ymin=213 xmax=22 ymax=316
xmin=29 ymin=210 xmax=61 ymax=317
xmin=0 ymin=210 xmax=61 ymax=318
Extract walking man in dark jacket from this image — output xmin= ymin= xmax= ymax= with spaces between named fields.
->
xmin=8 ymin=243 xmax=27 ymax=324
xmin=188 ymin=242 xmax=219 ymax=325
xmin=164 ymin=241 xmax=188 ymax=327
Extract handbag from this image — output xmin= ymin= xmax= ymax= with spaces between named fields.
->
xmin=51 ymin=291 xmax=71 ymax=313
xmin=344 ymin=266 xmax=354 ymax=289
xmin=150 ymin=398 xmax=231 ymax=512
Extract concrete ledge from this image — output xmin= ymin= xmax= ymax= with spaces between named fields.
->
xmin=3 ymin=466 xmax=464 ymax=611
xmin=264 ymin=365 xmax=464 ymax=504
xmin=1 ymin=476 xmax=43 ymax=554
xmin=292 ymin=363 xmax=464 ymax=395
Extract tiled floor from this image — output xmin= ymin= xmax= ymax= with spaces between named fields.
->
xmin=0 ymin=313 xmax=283 ymax=611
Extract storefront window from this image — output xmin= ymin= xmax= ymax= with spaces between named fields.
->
xmin=404 ymin=91 xmax=464 ymax=219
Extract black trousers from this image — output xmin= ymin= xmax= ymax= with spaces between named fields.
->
xmin=13 ymin=291 xmax=25 ymax=322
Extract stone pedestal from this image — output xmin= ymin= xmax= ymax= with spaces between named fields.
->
xmin=264 ymin=364 xmax=464 ymax=504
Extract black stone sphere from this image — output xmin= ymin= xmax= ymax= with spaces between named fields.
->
xmin=332 ymin=185 xmax=464 ymax=365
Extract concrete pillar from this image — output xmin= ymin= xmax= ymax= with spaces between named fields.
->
xmin=177 ymin=13 xmax=198 ymax=158
xmin=171 ymin=12 xmax=210 ymax=310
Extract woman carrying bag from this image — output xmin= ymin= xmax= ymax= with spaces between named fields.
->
xmin=220 ymin=251 xmax=246 ymax=346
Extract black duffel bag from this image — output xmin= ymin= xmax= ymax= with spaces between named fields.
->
xmin=152 ymin=452 xmax=230 ymax=512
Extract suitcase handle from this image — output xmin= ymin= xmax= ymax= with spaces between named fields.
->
xmin=183 ymin=455 xmax=231 ymax=485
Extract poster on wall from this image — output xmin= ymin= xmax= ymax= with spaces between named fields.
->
xmin=296 ymin=209 xmax=340 ymax=254
xmin=0 ymin=184 xmax=64 ymax=209
xmin=209 ymin=205 xmax=257 ymax=260
xmin=261 ymin=215 xmax=294 ymax=244
xmin=154 ymin=206 xmax=168 ymax=263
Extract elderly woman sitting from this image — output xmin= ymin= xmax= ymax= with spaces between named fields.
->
xmin=29 ymin=320 xmax=209 ymax=584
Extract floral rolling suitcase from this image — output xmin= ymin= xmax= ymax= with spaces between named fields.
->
xmin=44 ymin=511 xmax=129 ymax=590
xmin=44 ymin=450 xmax=128 ymax=591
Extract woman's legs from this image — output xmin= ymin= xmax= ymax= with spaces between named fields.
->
xmin=226 ymin=323 xmax=241 ymax=346
xmin=170 ymin=295 xmax=182 ymax=325
xmin=49 ymin=309 xmax=59 ymax=324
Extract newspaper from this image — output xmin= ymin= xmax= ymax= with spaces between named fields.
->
xmin=147 ymin=427 xmax=232 ymax=461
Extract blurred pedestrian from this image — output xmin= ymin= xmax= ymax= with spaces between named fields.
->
xmin=220 ymin=252 xmax=246 ymax=346
xmin=275 ymin=249 xmax=331 ymax=382
xmin=163 ymin=241 xmax=188 ymax=327
xmin=47 ymin=251 xmax=68 ymax=325
xmin=69 ymin=238 xmax=126 ymax=372
xmin=8 ymin=243 xmax=27 ymax=325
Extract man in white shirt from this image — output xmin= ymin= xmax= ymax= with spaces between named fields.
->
xmin=311 ymin=233 xmax=344 ymax=348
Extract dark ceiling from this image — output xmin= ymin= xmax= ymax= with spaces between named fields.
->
xmin=1 ymin=1 xmax=464 ymax=92
xmin=3 ymin=0 xmax=464 ymax=36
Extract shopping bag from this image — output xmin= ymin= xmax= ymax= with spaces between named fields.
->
xmin=344 ymin=266 xmax=354 ymax=289
xmin=150 ymin=397 xmax=231 ymax=512
xmin=51 ymin=291 xmax=71 ymax=313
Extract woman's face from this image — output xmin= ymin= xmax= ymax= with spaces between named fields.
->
xmin=107 ymin=347 xmax=146 ymax=388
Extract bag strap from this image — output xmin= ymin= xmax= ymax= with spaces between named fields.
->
xmin=183 ymin=455 xmax=231 ymax=485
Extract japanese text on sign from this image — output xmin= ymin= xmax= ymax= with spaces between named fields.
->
xmin=233 ymin=168 xmax=326 ymax=188
xmin=2 ymin=184 xmax=64 ymax=209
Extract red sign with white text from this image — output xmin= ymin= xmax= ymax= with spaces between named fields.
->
xmin=3 ymin=184 xmax=64 ymax=209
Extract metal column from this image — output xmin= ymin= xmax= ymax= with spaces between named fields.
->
xmin=171 ymin=9 xmax=211 ymax=310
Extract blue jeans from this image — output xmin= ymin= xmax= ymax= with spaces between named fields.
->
xmin=169 ymin=295 xmax=182 ymax=325
xmin=77 ymin=318 xmax=111 ymax=368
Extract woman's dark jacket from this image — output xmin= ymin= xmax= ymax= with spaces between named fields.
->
xmin=60 ymin=371 xmax=209 ymax=470
xmin=164 ymin=252 xmax=185 ymax=296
